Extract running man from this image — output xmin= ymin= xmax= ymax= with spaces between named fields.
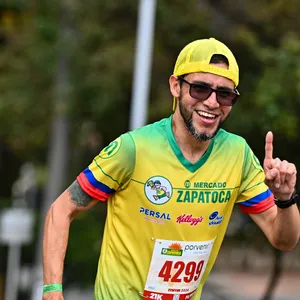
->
xmin=42 ymin=38 xmax=300 ymax=300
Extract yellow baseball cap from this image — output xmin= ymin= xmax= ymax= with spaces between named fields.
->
xmin=174 ymin=37 xmax=239 ymax=86
xmin=172 ymin=38 xmax=239 ymax=111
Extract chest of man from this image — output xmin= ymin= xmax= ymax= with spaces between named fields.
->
xmin=111 ymin=142 xmax=243 ymax=241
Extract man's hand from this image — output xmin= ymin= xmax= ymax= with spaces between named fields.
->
xmin=42 ymin=291 xmax=64 ymax=300
xmin=264 ymin=131 xmax=297 ymax=200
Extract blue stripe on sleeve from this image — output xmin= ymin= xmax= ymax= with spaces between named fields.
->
xmin=83 ymin=168 xmax=115 ymax=194
xmin=239 ymin=189 xmax=272 ymax=207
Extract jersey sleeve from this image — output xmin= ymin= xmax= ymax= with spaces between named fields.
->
xmin=236 ymin=143 xmax=275 ymax=214
xmin=77 ymin=133 xmax=135 ymax=201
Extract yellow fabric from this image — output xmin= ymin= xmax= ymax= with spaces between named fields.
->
xmin=173 ymin=38 xmax=239 ymax=87
xmin=81 ymin=116 xmax=273 ymax=300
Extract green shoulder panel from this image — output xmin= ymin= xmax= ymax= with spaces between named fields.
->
xmin=92 ymin=132 xmax=136 ymax=190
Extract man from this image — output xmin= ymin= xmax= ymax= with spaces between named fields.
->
xmin=42 ymin=38 xmax=300 ymax=300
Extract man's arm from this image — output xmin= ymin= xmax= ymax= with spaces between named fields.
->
xmin=250 ymin=204 xmax=300 ymax=252
xmin=250 ymin=131 xmax=300 ymax=252
xmin=43 ymin=180 xmax=98 ymax=299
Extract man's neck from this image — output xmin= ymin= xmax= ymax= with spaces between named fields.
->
xmin=172 ymin=113 xmax=211 ymax=164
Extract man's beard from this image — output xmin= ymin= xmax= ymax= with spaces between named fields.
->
xmin=178 ymin=96 xmax=222 ymax=141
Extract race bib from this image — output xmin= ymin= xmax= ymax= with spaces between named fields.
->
xmin=143 ymin=238 xmax=214 ymax=300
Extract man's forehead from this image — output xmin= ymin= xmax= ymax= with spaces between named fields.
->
xmin=186 ymin=71 xmax=235 ymax=88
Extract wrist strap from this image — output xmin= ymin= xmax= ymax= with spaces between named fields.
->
xmin=43 ymin=284 xmax=63 ymax=294
xmin=274 ymin=193 xmax=299 ymax=209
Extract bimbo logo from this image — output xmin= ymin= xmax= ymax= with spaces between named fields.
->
xmin=176 ymin=214 xmax=203 ymax=226
xmin=208 ymin=211 xmax=224 ymax=226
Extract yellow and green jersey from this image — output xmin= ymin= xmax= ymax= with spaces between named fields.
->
xmin=77 ymin=115 xmax=274 ymax=300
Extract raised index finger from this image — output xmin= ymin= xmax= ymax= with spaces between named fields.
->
xmin=265 ymin=131 xmax=273 ymax=160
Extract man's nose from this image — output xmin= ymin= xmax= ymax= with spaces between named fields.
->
xmin=202 ymin=91 xmax=220 ymax=108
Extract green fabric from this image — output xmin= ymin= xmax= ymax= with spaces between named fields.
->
xmin=165 ymin=115 xmax=214 ymax=172
xmin=43 ymin=284 xmax=63 ymax=294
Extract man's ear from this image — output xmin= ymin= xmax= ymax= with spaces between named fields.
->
xmin=169 ymin=75 xmax=180 ymax=98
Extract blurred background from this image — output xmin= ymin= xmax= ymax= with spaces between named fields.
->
xmin=0 ymin=0 xmax=300 ymax=299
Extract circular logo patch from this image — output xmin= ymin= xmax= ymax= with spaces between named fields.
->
xmin=99 ymin=137 xmax=121 ymax=159
xmin=184 ymin=180 xmax=191 ymax=188
xmin=144 ymin=176 xmax=173 ymax=205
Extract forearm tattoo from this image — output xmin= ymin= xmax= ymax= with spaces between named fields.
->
xmin=68 ymin=180 xmax=93 ymax=207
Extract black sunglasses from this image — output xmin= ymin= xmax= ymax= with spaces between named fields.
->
xmin=179 ymin=76 xmax=240 ymax=106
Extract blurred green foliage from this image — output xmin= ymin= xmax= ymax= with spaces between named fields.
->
xmin=1 ymin=0 xmax=300 ymax=288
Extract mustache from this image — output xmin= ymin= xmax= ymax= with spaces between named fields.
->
xmin=178 ymin=97 xmax=225 ymax=141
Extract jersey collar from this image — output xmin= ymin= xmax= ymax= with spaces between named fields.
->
xmin=165 ymin=115 xmax=215 ymax=173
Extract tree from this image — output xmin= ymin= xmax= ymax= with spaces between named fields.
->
xmin=1 ymin=0 xmax=300 ymax=291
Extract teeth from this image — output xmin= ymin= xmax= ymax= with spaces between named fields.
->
xmin=197 ymin=111 xmax=216 ymax=118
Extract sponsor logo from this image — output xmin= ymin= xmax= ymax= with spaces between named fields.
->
xmin=176 ymin=214 xmax=203 ymax=226
xmin=208 ymin=211 xmax=224 ymax=226
xmin=99 ymin=138 xmax=121 ymax=158
xmin=183 ymin=241 xmax=214 ymax=255
xmin=184 ymin=180 xmax=191 ymax=188
xmin=184 ymin=243 xmax=210 ymax=251
xmin=140 ymin=207 xmax=171 ymax=224
xmin=161 ymin=243 xmax=183 ymax=256
xmin=145 ymin=176 xmax=173 ymax=205
xmin=176 ymin=190 xmax=231 ymax=203
xmin=193 ymin=181 xmax=227 ymax=188
xmin=209 ymin=211 xmax=218 ymax=220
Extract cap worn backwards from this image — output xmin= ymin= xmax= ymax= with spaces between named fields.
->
xmin=173 ymin=37 xmax=239 ymax=87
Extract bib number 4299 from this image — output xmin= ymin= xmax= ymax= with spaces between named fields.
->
xmin=158 ymin=260 xmax=204 ymax=283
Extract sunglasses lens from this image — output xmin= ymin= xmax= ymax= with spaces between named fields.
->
xmin=217 ymin=90 xmax=237 ymax=106
xmin=182 ymin=77 xmax=239 ymax=106
xmin=190 ymin=85 xmax=212 ymax=100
